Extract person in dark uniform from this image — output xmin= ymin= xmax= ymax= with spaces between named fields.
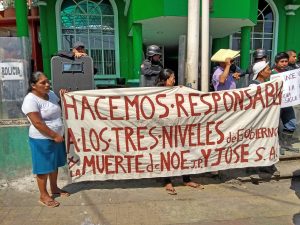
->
xmin=57 ymin=41 xmax=97 ymax=74
xmin=140 ymin=45 xmax=163 ymax=87
xmin=57 ymin=41 xmax=87 ymax=59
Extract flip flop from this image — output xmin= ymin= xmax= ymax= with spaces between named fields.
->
xmin=184 ymin=182 xmax=204 ymax=189
xmin=38 ymin=199 xmax=60 ymax=208
xmin=165 ymin=183 xmax=177 ymax=195
xmin=51 ymin=190 xmax=70 ymax=197
xmin=166 ymin=188 xmax=177 ymax=195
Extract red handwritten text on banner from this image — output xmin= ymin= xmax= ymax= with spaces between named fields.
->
xmin=62 ymin=79 xmax=282 ymax=182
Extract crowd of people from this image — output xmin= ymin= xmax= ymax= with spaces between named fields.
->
xmin=21 ymin=44 xmax=300 ymax=208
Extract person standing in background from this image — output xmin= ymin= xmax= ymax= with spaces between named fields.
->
xmin=156 ymin=69 xmax=203 ymax=195
xmin=58 ymin=41 xmax=87 ymax=59
xmin=212 ymin=57 xmax=240 ymax=91
xmin=140 ymin=45 xmax=164 ymax=87
xmin=248 ymin=49 xmax=268 ymax=81
xmin=286 ymin=50 xmax=300 ymax=70
xmin=271 ymin=52 xmax=298 ymax=154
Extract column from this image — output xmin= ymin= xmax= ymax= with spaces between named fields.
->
xmin=39 ymin=5 xmax=51 ymax=78
xmin=15 ymin=0 xmax=29 ymax=37
xmin=186 ymin=0 xmax=200 ymax=89
xmin=201 ymin=0 xmax=210 ymax=92
xmin=240 ymin=26 xmax=251 ymax=71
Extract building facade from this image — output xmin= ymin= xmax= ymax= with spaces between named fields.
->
xmin=1 ymin=0 xmax=300 ymax=179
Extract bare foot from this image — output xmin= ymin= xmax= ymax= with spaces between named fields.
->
xmin=184 ymin=181 xmax=204 ymax=189
xmin=165 ymin=183 xmax=177 ymax=195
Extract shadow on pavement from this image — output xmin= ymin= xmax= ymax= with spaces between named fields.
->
xmin=62 ymin=171 xmax=239 ymax=194
xmin=291 ymin=171 xmax=300 ymax=225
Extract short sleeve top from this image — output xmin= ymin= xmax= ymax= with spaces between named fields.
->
xmin=212 ymin=66 xmax=236 ymax=91
xmin=21 ymin=91 xmax=64 ymax=139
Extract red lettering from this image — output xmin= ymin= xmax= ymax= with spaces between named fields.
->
xmin=124 ymin=96 xmax=140 ymax=120
xmin=81 ymin=96 xmax=96 ymax=120
xmin=67 ymin=127 xmax=80 ymax=153
xmin=111 ymin=127 xmax=124 ymax=152
xmin=189 ymin=93 xmax=201 ymax=116
xmin=109 ymin=96 xmax=123 ymax=120
xmin=137 ymin=126 xmax=147 ymax=151
xmin=156 ymin=94 xmax=169 ymax=118
xmin=63 ymin=95 xmax=78 ymax=120
xmin=175 ymin=94 xmax=188 ymax=117
xmin=140 ymin=96 xmax=155 ymax=119
xmin=211 ymin=93 xmax=221 ymax=113
xmin=94 ymin=96 xmax=107 ymax=120
xmin=125 ymin=127 xmax=137 ymax=151
xmin=200 ymin=93 xmax=212 ymax=115
xmin=81 ymin=127 xmax=91 ymax=152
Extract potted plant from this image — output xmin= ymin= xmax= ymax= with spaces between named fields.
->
xmin=3 ymin=0 xmax=15 ymax=18
xmin=29 ymin=0 xmax=39 ymax=16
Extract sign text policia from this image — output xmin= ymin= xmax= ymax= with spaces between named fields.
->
xmin=62 ymin=79 xmax=282 ymax=182
xmin=0 ymin=62 xmax=24 ymax=80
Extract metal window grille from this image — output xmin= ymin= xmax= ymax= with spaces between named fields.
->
xmin=60 ymin=0 xmax=116 ymax=75
xmin=231 ymin=0 xmax=275 ymax=66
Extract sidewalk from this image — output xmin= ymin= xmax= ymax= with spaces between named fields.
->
xmin=0 ymin=156 xmax=300 ymax=225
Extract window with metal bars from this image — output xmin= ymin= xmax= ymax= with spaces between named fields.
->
xmin=60 ymin=0 xmax=116 ymax=75
xmin=231 ymin=0 xmax=275 ymax=65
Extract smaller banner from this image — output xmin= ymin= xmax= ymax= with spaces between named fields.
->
xmin=0 ymin=62 xmax=24 ymax=80
xmin=270 ymin=68 xmax=300 ymax=108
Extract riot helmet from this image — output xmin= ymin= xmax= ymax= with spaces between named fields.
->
xmin=146 ymin=45 xmax=162 ymax=57
xmin=253 ymin=49 xmax=267 ymax=60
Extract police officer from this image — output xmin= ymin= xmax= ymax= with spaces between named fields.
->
xmin=58 ymin=41 xmax=87 ymax=59
xmin=140 ymin=45 xmax=163 ymax=87
xmin=248 ymin=49 xmax=268 ymax=81
xmin=57 ymin=41 xmax=97 ymax=75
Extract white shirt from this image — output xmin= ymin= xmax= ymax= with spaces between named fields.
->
xmin=22 ymin=91 xmax=64 ymax=139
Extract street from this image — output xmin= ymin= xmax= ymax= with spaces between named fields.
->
xmin=1 ymin=160 xmax=300 ymax=225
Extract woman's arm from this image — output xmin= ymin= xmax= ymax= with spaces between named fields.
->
xmin=219 ymin=58 xmax=232 ymax=84
xmin=26 ymin=112 xmax=64 ymax=143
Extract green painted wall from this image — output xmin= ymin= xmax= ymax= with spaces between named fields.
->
xmin=211 ymin=0 xmax=258 ymax=23
xmin=128 ymin=0 xmax=257 ymax=26
xmin=164 ymin=0 xmax=187 ymax=16
xmin=274 ymin=0 xmax=288 ymax=52
xmin=0 ymin=126 xmax=31 ymax=179
xmin=212 ymin=36 xmax=230 ymax=55
xmin=39 ymin=0 xmax=58 ymax=79
xmin=284 ymin=0 xmax=300 ymax=51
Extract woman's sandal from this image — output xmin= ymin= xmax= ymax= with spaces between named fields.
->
xmin=51 ymin=190 xmax=70 ymax=197
xmin=184 ymin=181 xmax=204 ymax=189
xmin=38 ymin=199 xmax=60 ymax=208
xmin=165 ymin=183 xmax=177 ymax=195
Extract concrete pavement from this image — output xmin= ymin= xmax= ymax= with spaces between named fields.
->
xmin=0 ymin=158 xmax=300 ymax=225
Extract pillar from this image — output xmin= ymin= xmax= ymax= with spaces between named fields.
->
xmin=240 ymin=26 xmax=251 ymax=70
xmin=186 ymin=0 xmax=200 ymax=89
xmin=201 ymin=0 xmax=210 ymax=92
xmin=39 ymin=5 xmax=50 ymax=78
xmin=15 ymin=0 xmax=29 ymax=37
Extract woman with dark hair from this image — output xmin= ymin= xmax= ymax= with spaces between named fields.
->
xmin=21 ymin=71 xmax=69 ymax=208
xmin=156 ymin=69 xmax=203 ymax=195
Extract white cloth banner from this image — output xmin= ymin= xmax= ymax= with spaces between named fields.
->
xmin=62 ymin=79 xmax=283 ymax=182
xmin=270 ymin=68 xmax=300 ymax=108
